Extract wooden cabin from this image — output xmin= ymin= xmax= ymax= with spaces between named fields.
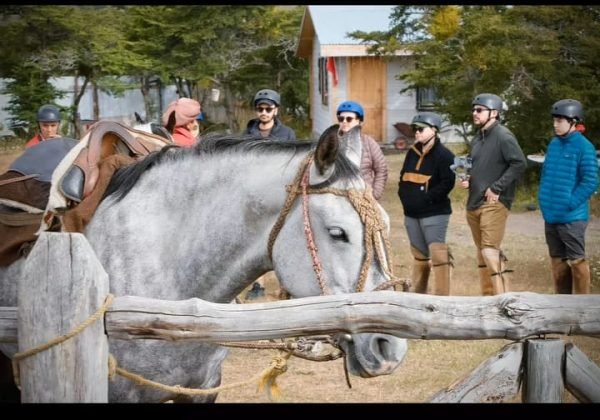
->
xmin=296 ymin=5 xmax=462 ymax=147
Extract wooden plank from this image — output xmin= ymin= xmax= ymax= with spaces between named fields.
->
xmin=523 ymin=339 xmax=564 ymax=402
xmin=565 ymin=343 xmax=600 ymax=402
xmin=430 ymin=342 xmax=523 ymax=402
xmin=17 ymin=232 xmax=109 ymax=402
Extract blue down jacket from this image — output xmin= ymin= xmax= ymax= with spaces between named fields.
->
xmin=538 ymin=131 xmax=598 ymax=224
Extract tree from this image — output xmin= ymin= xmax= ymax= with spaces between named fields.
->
xmin=351 ymin=5 xmax=600 ymax=154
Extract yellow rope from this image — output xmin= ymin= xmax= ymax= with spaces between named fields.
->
xmin=12 ymin=293 xmax=115 ymax=389
xmin=108 ymin=350 xmax=291 ymax=400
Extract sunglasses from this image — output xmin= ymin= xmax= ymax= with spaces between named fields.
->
xmin=412 ymin=126 xmax=427 ymax=133
xmin=256 ymin=106 xmax=275 ymax=113
xmin=472 ymin=107 xmax=488 ymax=114
xmin=337 ymin=116 xmax=356 ymax=123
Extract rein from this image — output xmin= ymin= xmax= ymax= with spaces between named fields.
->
xmin=267 ymin=151 xmax=406 ymax=295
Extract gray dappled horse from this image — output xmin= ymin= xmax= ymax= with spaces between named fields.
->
xmin=0 ymin=124 xmax=407 ymax=402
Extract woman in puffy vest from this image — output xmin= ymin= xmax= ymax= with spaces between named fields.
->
xmin=335 ymin=100 xmax=388 ymax=201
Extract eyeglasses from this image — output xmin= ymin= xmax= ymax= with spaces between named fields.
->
xmin=337 ymin=116 xmax=356 ymax=123
xmin=256 ymin=106 xmax=275 ymax=113
xmin=472 ymin=107 xmax=488 ymax=114
xmin=412 ymin=126 xmax=427 ymax=133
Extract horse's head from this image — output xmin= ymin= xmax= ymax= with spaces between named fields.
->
xmin=270 ymin=124 xmax=408 ymax=378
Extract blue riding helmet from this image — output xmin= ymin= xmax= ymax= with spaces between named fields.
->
xmin=551 ymin=99 xmax=584 ymax=121
xmin=337 ymin=101 xmax=364 ymax=120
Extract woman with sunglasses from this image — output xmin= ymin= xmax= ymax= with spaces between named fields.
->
xmin=244 ymin=89 xmax=296 ymax=141
xmin=461 ymin=93 xmax=526 ymax=296
xmin=398 ymin=112 xmax=456 ymax=295
xmin=336 ymin=100 xmax=388 ymax=201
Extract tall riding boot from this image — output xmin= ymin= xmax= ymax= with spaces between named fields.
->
xmin=481 ymin=247 xmax=512 ymax=295
xmin=569 ymin=258 xmax=591 ymax=294
xmin=551 ymin=257 xmax=572 ymax=294
xmin=410 ymin=246 xmax=431 ymax=294
xmin=429 ymin=242 xmax=452 ymax=296
xmin=478 ymin=265 xmax=494 ymax=296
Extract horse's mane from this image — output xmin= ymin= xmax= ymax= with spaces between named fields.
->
xmin=104 ymin=133 xmax=361 ymax=202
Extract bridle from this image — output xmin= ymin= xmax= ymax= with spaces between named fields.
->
xmin=267 ymin=151 xmax=407 ymax=295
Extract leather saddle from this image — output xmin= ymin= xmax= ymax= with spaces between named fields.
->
xmin=60 ymin=120 xmax=173 ymax=203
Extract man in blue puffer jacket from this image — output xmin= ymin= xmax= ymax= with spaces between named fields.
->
xmin=538 ymin=99 xmax=599 ymax=294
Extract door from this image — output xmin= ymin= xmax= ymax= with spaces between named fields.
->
xmin=348 ymin=57 xmax=386 ymax=143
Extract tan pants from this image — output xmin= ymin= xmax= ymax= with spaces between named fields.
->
xmin=467 ymin=202 xmax=511 ymax=295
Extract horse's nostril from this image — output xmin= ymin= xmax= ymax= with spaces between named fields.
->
xmin=377 ymin=337 xmax=394 ymax=360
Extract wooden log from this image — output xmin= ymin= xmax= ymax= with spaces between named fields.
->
xmin=0 ymin=306 xmax=17 ymax=344
xmin=523 ymin=339 xmax=564 ymax=403
xmin=17 ymin=232 xmax=109 ymax=402
xmin=3 ymin=292 xmax=600 ymax=343
xmin=430 ymin=342 xmax=523 ymax=403
xmin=565 ymin=343 xmax=600 ymax=402
xmin=105 ymin=292 xmax=600 ymax=342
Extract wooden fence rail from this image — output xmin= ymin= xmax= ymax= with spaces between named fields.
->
xmin=1 ymin=232 xmax=599 ymax=402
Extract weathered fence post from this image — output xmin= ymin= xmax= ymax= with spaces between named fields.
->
xmin=17 ymin=232 xmax=109 ymax=402
xmin=523 ymin=339 xmax=564 ymax=402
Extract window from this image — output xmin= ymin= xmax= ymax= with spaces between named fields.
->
xmin=318 ymin=57 xmax=329 ymax=106
xmin=417 ymin=86 xmax=437 ymax=110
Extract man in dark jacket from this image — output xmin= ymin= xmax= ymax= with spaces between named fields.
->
xmin=460 ymin=93 xmax=526 ymax=295
xmin=244 ymin=89 xmax=296 ymax=141
xmin=244 ymin=89 xmax=295 ymax=300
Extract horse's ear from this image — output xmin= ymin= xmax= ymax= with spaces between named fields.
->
xmin=165 ymin=111 xmax=176 ymax=134
xmin=340 ymin=125 xmax=363 ymax=169
xmin=314 ymin=124 xmax=340 ymax=175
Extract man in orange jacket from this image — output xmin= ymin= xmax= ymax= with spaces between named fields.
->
xmin=25 ymin=104 xmax=63 ymax=148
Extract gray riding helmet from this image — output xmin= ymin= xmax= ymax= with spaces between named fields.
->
xmin=37 ymin=104 xmax=61 ymax=122
xmin=472 ymin=93 xmax=503 ymax=111
xmin=551 ymin=99 xmax=584 ymax=121
xmin=411 ymin=112 xmax=442 ymax=130
xmin=253 ymin=89 xmax=280 ymax=107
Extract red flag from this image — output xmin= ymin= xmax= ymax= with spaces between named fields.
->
xmin=326 ymin=57 xmax=338 ymax=87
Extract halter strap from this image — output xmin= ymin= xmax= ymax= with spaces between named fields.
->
xmin=267 ymin=151 xmax=398 ymax=294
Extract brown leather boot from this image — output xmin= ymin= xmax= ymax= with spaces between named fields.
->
xmin=410 ymin=246 xmax=431 ymax=293
xmin=478 ymin=264 xmax=494 ymax=296
xmin=429 ymin=242 xmax=452 ymax=296
xmin=551 ymin=257 xmax=572 ymax=294
xmin=569 ymin=258 xmax=591 ymax=294
xmin=481 ymin=247 xmax=512 ymax=294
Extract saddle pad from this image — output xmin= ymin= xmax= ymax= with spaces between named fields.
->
xmin=9 ymin=138 xmax=79 ymax=182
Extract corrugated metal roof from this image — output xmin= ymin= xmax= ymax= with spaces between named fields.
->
xmin=308 ymin=5 xmax=395 ymax=45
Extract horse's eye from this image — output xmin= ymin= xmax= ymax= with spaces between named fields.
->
xmin=328 ymin=227 xmax=348 ymax=242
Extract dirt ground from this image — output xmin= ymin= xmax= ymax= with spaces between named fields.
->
xmin=1 ymin=148 xmax=598 ymax=403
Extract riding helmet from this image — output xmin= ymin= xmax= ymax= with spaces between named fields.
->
xmin=411 ymin=112 xmax=442 ymax=131
xmin=337 ymin=101 xmax=364 ymax=120
xmin=37 ymin=104 xmax=61 ymax=123
xmin=551 ymin=99 xmax=584 ymax=121
xmin=254 ymin=89 xmax=280 ymax=107
xmin=471 ymin=93 xmax=503 ymax=111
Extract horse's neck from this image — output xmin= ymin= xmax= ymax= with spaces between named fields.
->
xmin=88 ymin=151 xmax=305 ymax=303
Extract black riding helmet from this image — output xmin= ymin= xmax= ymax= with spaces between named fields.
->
xmin=37 ymin=104 xmax=61 ymax=122
xmin=551 ymin=99 xmax=584 ymax=121
xmin=411 ymin=112 xmax=442 ymax=131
